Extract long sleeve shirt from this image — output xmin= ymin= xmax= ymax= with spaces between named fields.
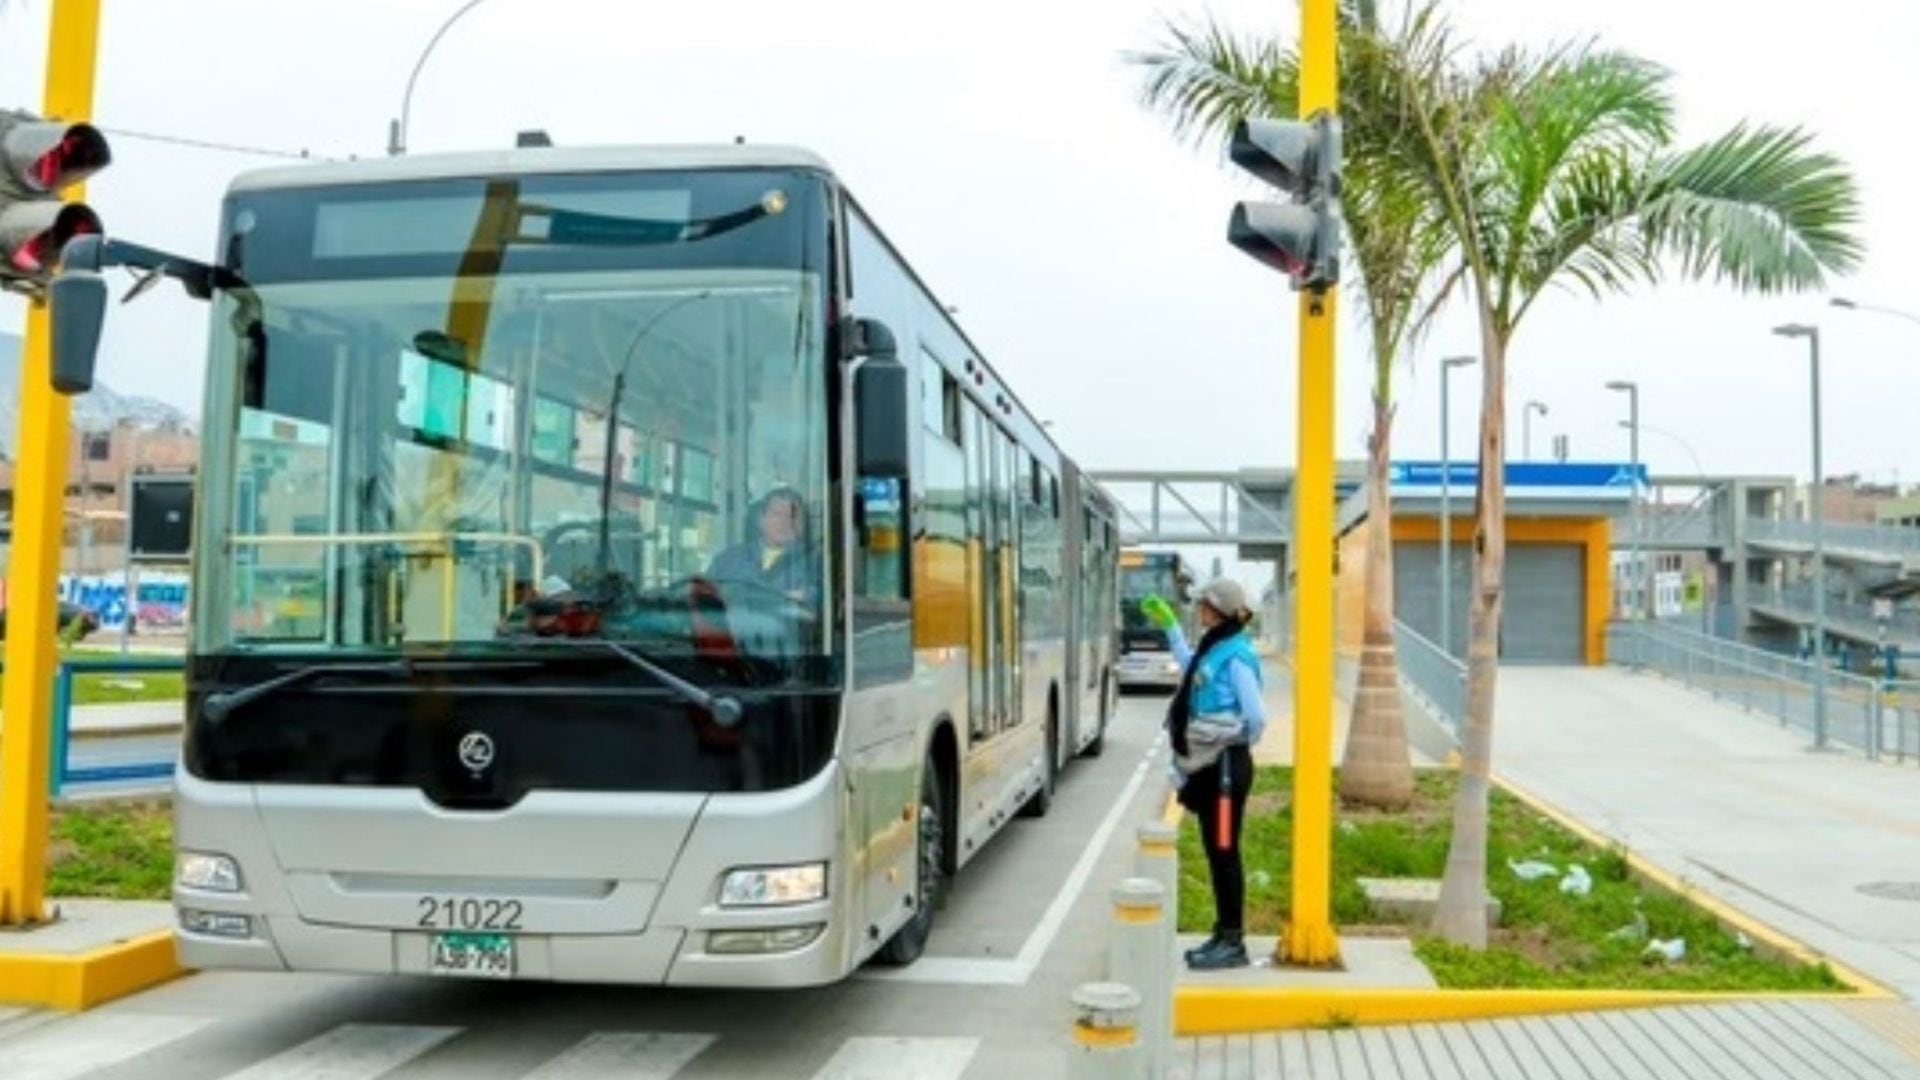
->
xmin=1165 ymin=625 xmax=1268 ymax=745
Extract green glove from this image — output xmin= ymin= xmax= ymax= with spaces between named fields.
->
xmin=1140 ymin=594 xmax=1178 ymax=630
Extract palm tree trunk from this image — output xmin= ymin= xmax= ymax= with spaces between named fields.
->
xmin=1432 ymin=314 xmax=1507 ymax=948
xmin=1339 ymin=371 xmax=1414 ymax=809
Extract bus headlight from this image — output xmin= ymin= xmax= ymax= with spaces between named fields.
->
xmin=177 ymin=852 xmax=242 ymax=893
xmin=719 ymin=862 xmax=826 ymax=907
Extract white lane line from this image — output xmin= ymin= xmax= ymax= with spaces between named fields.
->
xmin=220 ymin=1023 xmax=460 ymax=1080
xmin=809 ymin=1036 xmax=979 ymax=1080
xmin=6 ymin=1012 xmax=214 ymax=1080
xmin=521 ymin=1032 xmax=717 ymax=1079
xmin=865 ymin=735 xmax=1164 ymax=986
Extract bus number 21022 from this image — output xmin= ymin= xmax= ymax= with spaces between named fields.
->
xmin=417 ymin=897 xmax=523 ymax=931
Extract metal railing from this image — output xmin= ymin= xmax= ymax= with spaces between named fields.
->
xmin=1746 ymin=517 xmax=1920 ymax=557
xmin=1393 ymin=618 xmax=1465 ymax=737
xmin=1608 ymin=621 xmax=1916 ymax=763
xmin=1 ymin=655 xmax=183 ymax=796
xmin=48 ymin=656 xmax=182 ymax=794
xmin=1752 ymin=581 xmax=1920 ymax=644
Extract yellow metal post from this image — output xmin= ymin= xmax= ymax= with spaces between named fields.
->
xmin=0 ymin=0 xmax=103 ymax=927
xmin=1283 ymin=0 xmax=1340 ymax=967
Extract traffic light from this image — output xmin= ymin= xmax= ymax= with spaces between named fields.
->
xmin=1226 ymin=111 xmax=1341 ymax=290
xmin=0 ymin=110 xmax=109 ymax=290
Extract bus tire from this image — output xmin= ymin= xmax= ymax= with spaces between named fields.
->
xmin=1019 ymin=708 xmax=1058 ymax=819
xmin=876 ymin=755 xmax=947 ymax=966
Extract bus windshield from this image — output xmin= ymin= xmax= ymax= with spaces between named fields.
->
xmin=192 ymin=169 xmax=833 ymax=664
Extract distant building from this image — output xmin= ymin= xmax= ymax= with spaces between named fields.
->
xmin=0 ymin=420 xmax=199 ymax=571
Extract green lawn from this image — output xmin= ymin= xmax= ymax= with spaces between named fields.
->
xmin=69 ymin=669 xmax=186 ymax=706
xmin=0 ymin=646 xmax=186 ymax=707
xmin=48 ymin=803 xmax=174 ymax=901
xmin=1176 ymin=767 xmax=1845 ymax=992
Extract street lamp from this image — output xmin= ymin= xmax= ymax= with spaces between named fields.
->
xmin=1523 ymin=399 xmax=1548 ymax=461
xmin=1831 ymin=297 xmax=1920 ymax=329
xmin=1439 ymin=354 xmax=1477 ymax=658
xmin=388 ymin=0 xmax=495 ymax=157
xmin=1773 ymin=322 xmax=1827 ymax=749
xmin=1605 ymin=381 xmax=1649 ymax=620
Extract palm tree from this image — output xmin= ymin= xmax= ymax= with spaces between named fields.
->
xmin=1394 ymin=38 xmax=1863 ymax=946
xmin=1128 ymin=0 xmax=1457 ymax=809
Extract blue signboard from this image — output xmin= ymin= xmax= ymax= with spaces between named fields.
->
xmin=1388 ymin=461 xmax=1646 ymax=500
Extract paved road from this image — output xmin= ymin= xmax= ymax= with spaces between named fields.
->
xmin=1494 ymin=666 xmax=1920 ymax=999
xmin=62 ymin=731 xmax=177 ymax=797
xmin=7 ymin=689 xmax=1178 ymax=1079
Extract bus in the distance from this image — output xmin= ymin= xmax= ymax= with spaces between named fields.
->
xmin=1116 ymin=548 xmax=1194 ymax=691
xmin=48 ymin=142 xmax=1120 ymax=987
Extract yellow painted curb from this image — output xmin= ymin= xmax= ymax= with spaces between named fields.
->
xmin=1173 ymin=986 xmax=1830 ymax=1035
xmin=0 ymin=930 xmax=183 ymax=1010
xmin=1492 ymin=772 xmax=1896 ymax=999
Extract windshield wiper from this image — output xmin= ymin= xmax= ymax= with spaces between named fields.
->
xmin=201 ymin=657 xmax=544 ymax=726
xmin=571 ymin=639 xmax=744 ymax=727
xmin=202 ymin=659 xmax=413 ymax=727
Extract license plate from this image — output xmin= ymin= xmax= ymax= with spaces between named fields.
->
xmin=429 ymin=932 xmax=515 ymax=979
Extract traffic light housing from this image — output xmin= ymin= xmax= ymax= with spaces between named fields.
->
xmin=1226 ymin=111 xmax=1341 ymax=291
xmin=0 ymin=110 xmax=109 ymax=290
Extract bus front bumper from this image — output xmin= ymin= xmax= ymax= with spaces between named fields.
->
xmin=171 ymin=764 xmax=858 ymax=988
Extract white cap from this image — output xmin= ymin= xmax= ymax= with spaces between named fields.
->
xmin=1194 ymin=578 xmax=1249 ymax=619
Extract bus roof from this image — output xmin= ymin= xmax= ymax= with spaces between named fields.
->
xmin=228 ymin=144 xmax=836 ymax=195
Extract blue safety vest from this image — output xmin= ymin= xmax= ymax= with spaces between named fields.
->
xmin=1191 ymin=632 xmax=1261 ymax=718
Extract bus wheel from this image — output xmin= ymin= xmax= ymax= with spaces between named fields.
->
xmin=877 ymin=756 xmax=946 ymax=965
xmin=1019 ymin=711 xmax=1058 ymax=818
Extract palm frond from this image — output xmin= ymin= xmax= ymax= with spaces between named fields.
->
xmin=1639 ymin=124 xmax=1864 ymax=292
xmin=1123 ymin=17 xmax=1296 ymax=149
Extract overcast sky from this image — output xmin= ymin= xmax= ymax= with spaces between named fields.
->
xmin=2 ymin=0 xmax=1916 ymax=490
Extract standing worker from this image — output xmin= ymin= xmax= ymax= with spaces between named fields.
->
xmin=1142 ymin=578 xmax=1266 ymax=970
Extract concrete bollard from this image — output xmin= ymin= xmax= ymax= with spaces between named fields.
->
xmin=1109 ymin=877 xmax=1170 ymax=1079
xmin=1135 ymin=821 xmax=1179 ymax=912
xmin=1070 ymin=981 xmax=1145 ymax=1080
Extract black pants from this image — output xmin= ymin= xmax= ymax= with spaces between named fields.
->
xmin=1179 ymin=744 xmax=1255 ymax=935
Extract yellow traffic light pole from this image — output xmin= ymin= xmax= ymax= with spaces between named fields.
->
xmin=0 ymin=0 xmax=102 ymax=927
xmin=1283 ymin=0 xmax=1339 ymax=967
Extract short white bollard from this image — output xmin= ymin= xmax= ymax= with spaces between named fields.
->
xmin=1110 ymin=877 xmax=1170 ymax=1079
xmin=1135 ymin=821 xmax=1179 ymax=907
xmin=1070 ymin=981 xmax=1145 ymax=1080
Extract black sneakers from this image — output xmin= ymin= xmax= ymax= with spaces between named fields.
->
xmin=1185 ymin=931 xmax=1249 ymax=970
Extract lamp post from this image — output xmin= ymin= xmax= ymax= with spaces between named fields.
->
xmin=388 ymin=0 xmax=495 ymax=157
xmin=1605 ymin=381 xmax=1648 ymax=620
xmin=1439 ymin=355 xmax=1476 ymax=657
xmin=1522 ymin=400 xmax=1548 ymax=461
xmin=1774 ymin=323 xmax=1827 ymax=749
xmin=1831 ymin=297 xmax=1920 ymax=329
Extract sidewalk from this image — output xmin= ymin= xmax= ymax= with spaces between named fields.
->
xmin=1493 ymin=665 xmax=1920 ymax=1000
xmin=0 ymin=699 xmax=181 ymax=738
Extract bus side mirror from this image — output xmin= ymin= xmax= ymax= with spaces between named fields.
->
xmin=852 ymin=318 xmax=907 ymax=478
xmin=49 ymin=264 xmax=108 ymax=395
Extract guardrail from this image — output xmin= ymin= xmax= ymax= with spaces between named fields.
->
xmin=1753 ymin=581 xmax=1920 ymax=644
xmin=1607 ymin=621 xmax=1916 ymax=763
xmin=49 ymin=656 xmax=182 ymax=795
xmin=1393 ymin=618 xmax=1465 ymax=737
xmin=1747 ymin=517 xmax=1920 ymax=557
xmin=0 ymin=655 xmax=182 ymax=796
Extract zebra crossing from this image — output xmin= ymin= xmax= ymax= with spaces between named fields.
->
xmin=1 ymin=1012 xmax=983 ymax=1080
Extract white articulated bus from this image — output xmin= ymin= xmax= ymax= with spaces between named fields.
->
xmin=49 ymin=143 xmax=1122 ymax=986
